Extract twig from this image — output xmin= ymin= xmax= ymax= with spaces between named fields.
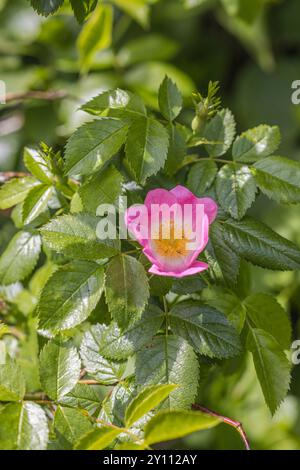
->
xmin=78 ymin=379 xmax=101 ymax=385
xmin=5 ymin=90 xmax=68 ymax=103
xmin=192 ymin=404 xmax=251 ymax=450
xmin=0 ymin=171 xmax=29 ymax=183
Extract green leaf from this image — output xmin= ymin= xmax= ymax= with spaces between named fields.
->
xmin=53 ymin=406 xmax=93 ymax=449
xmin=158 ymin=76 xmax=182 ymax=121
xmin=38 ymin=261 xmax=105 ymax=333
xmin=23 ymin=147 xmax=52 ymax=183
xmin=117 ymin=34 xmax=178 ymax=67
xmin=105 ymin=255 xmax=149 ymax=329
xmin=58 ymin=383 xmax=103 ymax=415
xmin=233 ymin=125 xmax=281 ymax=163
xmin=247 ymin=328 xmax=291 ymax=414
xmin=216 ymin=163 xmax=257 ymax=219
xmin=78 ymin=166 xmax=123 ymax=214
xmin=77 ymin=4 xmax=113 ymax=72
xmin=80 ymin=333 xmax=127 ymax=385
xmin=0 ymin=177 xmax=38 ymax=209
xmin=22 ymin=184 xmax=54 ymax=225
xmin=70 ymin=0 xmax=98 ymax=23
xmin=40 ymin=213 xmax=119 ymax=260
xmin=0 ymin=356 xmax=25 ymax=401
xmin=30 ymin=0 xmax=63 ymax=16
xmin=187 ymin=160 xmax=218 ymax=196
xmin=203 ymin=287 xmax=246 ymax=333
xmin=39 ymin=338 xmax=81 ymax=400
xmin=244 ymin=293 xmax=291 ymax=349
xmin=125 ymin=384 xmax=178 ymax=428
xmin=164 ymin=123 xmax=186 ymax=176
xmin=125 ymin=116 xmax=169 ymax=184
xmin=0 ymin=402 xmax=48 ymax=450
xmin=0 ymin=231 xmax=41 ymax=285
xmin=253 ymin=156 xmax=300 ymax=204
xmin=64 ymin=118 xmax=128 ymax=176
xmin=81 ymin=305 xmax=163 ymax=361
xmin=209 ymin=221 xmax=240 ymax=284
xmin=136 ymin=336 xmax=199 ymax=409
xmin=81 ymin=88 xmax=146 ymax=119
xmin=144 ymin=410 xmax=220 ymax=445
xmin=75 ymin=426 xmax=121 ymax=450
xmin=169 ymin=301 xmax=241 ymax=358
xmin=110 ymin=0 xmax=150 ymax=28
xmin=204 ymin=108 xmax=236 ymax=157
xmin=221 ymin=216 xmax=300 ymax=271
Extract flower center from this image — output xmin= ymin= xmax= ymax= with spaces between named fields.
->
xmin=152 ymin=221 xmax=190 ymax=258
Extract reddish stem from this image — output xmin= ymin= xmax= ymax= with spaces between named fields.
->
xmin=192 ymin=404 xmax=251 ymax=450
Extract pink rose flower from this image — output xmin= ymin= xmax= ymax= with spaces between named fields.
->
xmin=125 ymin=185 xmax=218 ymax=278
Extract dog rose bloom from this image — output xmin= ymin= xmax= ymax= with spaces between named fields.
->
xmin=125 ymin=185 xmax=218 ymax=278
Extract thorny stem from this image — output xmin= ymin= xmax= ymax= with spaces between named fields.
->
xmin=192 ymin=404 xmax=251 ymax=450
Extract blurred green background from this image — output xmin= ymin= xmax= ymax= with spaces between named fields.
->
xmin=1 ymin=0 xmax=300 ymax=450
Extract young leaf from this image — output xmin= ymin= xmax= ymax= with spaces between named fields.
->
xmin=125 ymin=116 xmax=169 ymax=184
xmin=203 ymin=108 xmax=236 ymax=157
xmin=39 ymin=338 xmax=81 ymax=400
xmin=187 ymin=160 xmax=218 ymax=196
xmin=81 ymin=304 xmax=163 ymax=361
xmin=77 ymin=4 xmax=113 ymax=71
xmin=81 ymin=88 xmax=146 ymax=118
xmin=221 ymin=216 xmax=300 ymax=271
xmin=125 ymin=384 xmax=178 ymax=428
xmin=30 ymin=0 xmax=63 ymax=16
xmin=233 ymin=125 xmax=281 ymax=163
xmin=244 ymin=293 xmax=291 ymax=349
xmin=22 ymin=184 xmax=54 ymax=225
xmin=23 ymin=147 xmax=52 ymax=183
xmin=164 ymin=123 xmax=186 ymax=176
xmin=80 ymin=333 xmax=127 ymax=385
xmin=136 ymin=336 xmax=199 ymax=409
xmin=169 ymin=301 xmax=242 ymax=358
xmin=253 ymin=156 xmax=300 ymax=204
xmin=53 ymin=406 xmax=93 ymax=449
xmin=70 ymin=0 xmax=98 ymax=23
xmin=40 ymin=213 xmax=119 ymax=260
xmin=0 ymin=402 xmax=48 ymax=450
xmin=0 ymin=356 xmax=25 ymax=402
xmin=247 ymin=328 xmax=291 ymax=414
xmin=158 ymin=76 xmax=182 ymax=121
xmin=144 ymin=410 xmax=220 ymax=445
xmin=216 ymin=164 xmax=257 ymax=219
xmin=209 ymin=221 xmax=240 ymax=284
xmin=105 ymin=255 xmax=149 ymax=329
xmin=64 ymin=118 xmax=128 ymax=176
xmin=78 ymin=165 xmax=123 ymax=214
xmin=38 ymin=261 xmax=105 ymax=333
xmin=0 ymin=231 xmax=41 ymax=285
xmin=75 ymin=426 xmax=121 ymax=450
xmin=0 ymin=177 xmax=38 ymax=209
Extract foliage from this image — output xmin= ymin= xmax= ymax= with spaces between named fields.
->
xmin=0 ymin=74 xmax=299 ymax=449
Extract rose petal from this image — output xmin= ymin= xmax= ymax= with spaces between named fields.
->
xmin=148 ymin=261 xmax=209 ymax=278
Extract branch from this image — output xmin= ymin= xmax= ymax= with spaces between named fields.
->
xmin=0 ymin=171 xmax=29 ymax=183
xmin=192 ymin=404 xmax=251 ymax=450
xmin=5 ymin=90 xmax=68 ymax=103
